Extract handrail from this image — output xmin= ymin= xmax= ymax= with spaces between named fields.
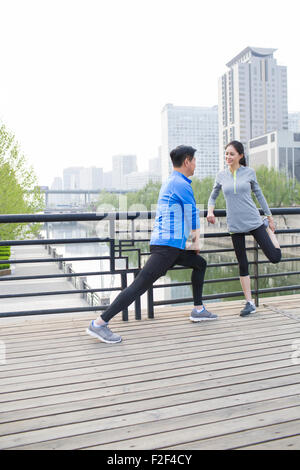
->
xmin=0 ymin=208 xmax=300 ymax=318
xmin=0 ymin=206 xmax=300 ymax=224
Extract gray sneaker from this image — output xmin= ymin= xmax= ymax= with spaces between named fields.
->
xmin=240 ymin=302 xmax=256 ymax=317
xmin=190 ymin=306 xmax=218 ymax=322
xmin=86 ymin=321 xmax=122 ymax=344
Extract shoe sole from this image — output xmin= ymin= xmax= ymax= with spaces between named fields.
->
xmin=86 ymin=328 xmax=122 ymax=344
xmin=189 ymin=316 xmax=218 ymax=322
xmin=240 ymin=309 xmax=256 ymax=317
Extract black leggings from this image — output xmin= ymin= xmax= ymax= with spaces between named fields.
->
xmin=101 ymin=245 xmax=207 ymax=323
xmin=231 ymin=224 xmax=281 ymax=277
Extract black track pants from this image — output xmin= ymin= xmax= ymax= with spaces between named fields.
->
xmin=101 ymin=245 xmax=207 ymax=323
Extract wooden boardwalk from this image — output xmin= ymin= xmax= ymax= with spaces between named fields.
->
xmin=0 ymin=294 xmax=300 ymax=450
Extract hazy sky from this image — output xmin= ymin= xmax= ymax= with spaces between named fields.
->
xmin=0 ymin=0 xmax=299 ymax=186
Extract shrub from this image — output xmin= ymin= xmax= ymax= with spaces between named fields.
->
xmin=0 ymin=246 xmax=10 ymax=270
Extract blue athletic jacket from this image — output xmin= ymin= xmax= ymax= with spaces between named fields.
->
xmin=150 ymin=171 xmax=200 ymax=249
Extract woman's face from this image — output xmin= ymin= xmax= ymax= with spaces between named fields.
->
xmin=225 ymin=145 xmax=243 ymax=168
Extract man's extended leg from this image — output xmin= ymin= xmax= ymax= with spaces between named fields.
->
xmin=86 ymin=245 xmax=180 ymax=343
xmin=175 ymin=250 xmax=217 ymax=322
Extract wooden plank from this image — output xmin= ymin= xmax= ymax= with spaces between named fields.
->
xmin=1 ymin=332 xmax=298 ymax=376
xmin=0 ymin=343 xmax=297 ymax=390
xmin=0 ymin=385 xmax=300 ymax=449
xmin=0 ymin=358 xmax=296 ymax=407
xmin=0 ymin=375 xmax=299 ymax=442
xmin=8 ymin=396 xmax=300 ymax=450
xmin=2 ymin=317 xmax=298 ymax=355
xmin=2 ymin=318 xmax=293 ymax=354
xmin=0 ymin=349 xmax=296 ymax=396
xmin=0 ymin=292 xmax=299 ymax=328
xmin=81 ymin=409 xmax=300 ymax=450
xmin=0 ymin=309 xmax=292 ymax=340
xmin=168 ymin=420 xmax=300 ymax=450
xmin=1 ymin=335 xmax=298 ymax=380
xmin=1 ymin=362 xmax=300 ymax=416
xmin=2 ymin=328 xmax=298 ymax=373
xmin=236 ymin=434 xmax=300 ymax=450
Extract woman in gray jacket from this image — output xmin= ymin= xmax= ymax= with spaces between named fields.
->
xmin=207 ymin=140 xmax=281 ymax=316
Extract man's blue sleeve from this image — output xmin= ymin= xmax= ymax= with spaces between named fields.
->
xmin=176 ymin=183 xmax=200 ymax=230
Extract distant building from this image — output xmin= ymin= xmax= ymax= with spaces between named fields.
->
xmin=248 ymin=130 xmax=300 ymax=181
xmin=62 ymin=166 xmax=104 ymax=205
xmin=63 ymin=167 xmax=82 ymax=190
xmin=289 ymin=112 xmax=300 ymax=132
xmin=161 ymin=104 xmax=219 ymax=181
xmin=63 ymin=167 xmax=83 ymax=204
xmin=79 ymin=167 xmax=103 ymax=190
xmin=112 ymin=154 xmax=137 ymax=189
xmin=124 ymin=171 xmax=161 ymax=190
xmin=148 ymin=157 xmax=162 ymax=179
xmin=48 ymin=177 xmax=63 ymax=207
xmin=219 ymin=47 xmax=288 ymax=169
xmin=103 ymin=171 xmax=112 ymax=190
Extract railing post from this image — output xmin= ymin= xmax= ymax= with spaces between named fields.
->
xmin=79 ymin=277 xmax=87 ymax=299
xmin=253 ymin=240 xmax=259 ymax=307
xmin=134 ymin=270 xmax=142 ymax=320
xmin=109 ymin=219 xmax=115 ymax=272
xmin=147 ymin=287 xmax=154 ymax=319
xmin=121 ymin=272 xmax=128 ymax=321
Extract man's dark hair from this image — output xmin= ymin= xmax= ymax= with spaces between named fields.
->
xmin=170 ymin=145 xmax=197 ymax=167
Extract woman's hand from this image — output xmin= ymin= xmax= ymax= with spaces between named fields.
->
xmin=207 ymin=211 xmax=216 ymax=224
xmin=268 ymin=216 xmax=276 ymax=232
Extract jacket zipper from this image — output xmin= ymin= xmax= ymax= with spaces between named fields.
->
xmin=233 ymin=170 xmax=237 ymax=194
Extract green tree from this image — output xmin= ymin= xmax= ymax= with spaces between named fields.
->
xmin=255 ymin=165 xmax=300 ymax=207
xmin=126 ymin=181 xmax=161 ymax=210
xmin=94 ymin=181 xmax=161 ymax=211
xmin=0 ymin=123 xmax=44 ymax=240
xmin=192 ymin=176 xmax=226 ymax=209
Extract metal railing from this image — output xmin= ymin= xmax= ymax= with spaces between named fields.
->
xmin=0 ymin=208 xmax=300 ymax=319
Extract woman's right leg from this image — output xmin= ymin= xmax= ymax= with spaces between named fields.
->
xmin=231 ymin=233 xmax=253 ymax=303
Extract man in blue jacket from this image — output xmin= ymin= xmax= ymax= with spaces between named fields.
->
xmin=87 ymin=145 xmax=217 ymax=343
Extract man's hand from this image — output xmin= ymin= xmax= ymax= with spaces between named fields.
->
xmin=186 ymin=229 xmax=200 ymax=254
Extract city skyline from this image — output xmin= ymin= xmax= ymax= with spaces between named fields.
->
xmin=50 ymin=154 xmax=161 ymax=191
xmin=0 ymin=0 xmax=300 ymax=187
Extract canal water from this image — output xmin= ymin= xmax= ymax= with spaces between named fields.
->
xmin=44 ymin=217 xmax=300 ymax=311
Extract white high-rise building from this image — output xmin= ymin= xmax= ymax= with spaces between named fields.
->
xmin=63 ymin=167 xmax=83 ymax=205
xmin=49 ymin=177 xmax=63 ymax=207
xmin=219 ymin=47 xmax=288 ymax=169
xmin=161 ymin=104 xmax=219 ymax=182
xmin=289 ymin=112 xmax=300 ymax=132
xmin=79 ymin=167 xmax=103 ymax=190
xmin=112 ymin=154 xmax=137 ymax=189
